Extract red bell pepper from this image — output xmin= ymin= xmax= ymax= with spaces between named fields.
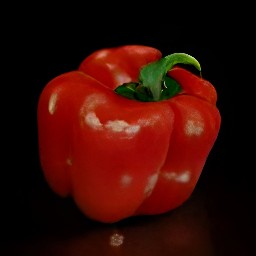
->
xmin=37 ymin=45 xmax=221 ymax=223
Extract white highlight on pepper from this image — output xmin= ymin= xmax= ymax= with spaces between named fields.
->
xmin=162 ymin=170 xmax=191 ymax=183
xmin=105 ymin=120 xmax=140 ymax=134
xmin=48 ymin=92 xmax=58 ymax=115
xmin=185 ymin=119 xmax=204 ymax=136
xmin=120 ymin=174 xmax=133 ymax=187
xmin=85 ymin=112 xmax=103 ymax=130
xmin=144 ymin=174 xmax=158 ymax=196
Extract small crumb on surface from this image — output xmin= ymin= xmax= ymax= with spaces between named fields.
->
xmin=109 ymin=233 xmax=124 ymax=247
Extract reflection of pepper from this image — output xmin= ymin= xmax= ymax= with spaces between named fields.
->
xmin=37 ymin=45 xmax=221 ymax=223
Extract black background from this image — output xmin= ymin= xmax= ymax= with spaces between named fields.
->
xmin=2 ymin=6 xmax=254 ymax=255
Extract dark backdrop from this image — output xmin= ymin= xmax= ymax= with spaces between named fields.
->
xmin=2 ymin=7 xmax=254 ymax=256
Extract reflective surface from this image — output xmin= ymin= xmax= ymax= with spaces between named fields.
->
xmin=2 ymin=169 xmax=253 ymax=255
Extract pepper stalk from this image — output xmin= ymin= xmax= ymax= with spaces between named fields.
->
xmin=115 ymin=53 xmax=201 ymax=102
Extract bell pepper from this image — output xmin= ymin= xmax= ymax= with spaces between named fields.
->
xmin=37 ymin=45 xmax=221 ymax=223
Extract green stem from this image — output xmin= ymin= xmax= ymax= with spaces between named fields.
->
xmin=139 ymin=53 xmax=201 ymax=101
xmin=115 ymin=52 xmax=201 ymax=102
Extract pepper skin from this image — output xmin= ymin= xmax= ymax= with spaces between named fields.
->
xmin=37 ymin=45 xmax=221 ymax=223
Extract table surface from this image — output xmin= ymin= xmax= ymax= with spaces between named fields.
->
xmin=1 ymin=165 xmax=254 ymax=256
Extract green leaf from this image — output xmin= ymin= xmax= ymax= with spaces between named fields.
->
xmin=160 ymin=76 xmax=182 ymax=101
xmin=114 ymin=82 xmax=139 ymax=100
xmin=134 ymin=85 xmax=154 ymax=102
